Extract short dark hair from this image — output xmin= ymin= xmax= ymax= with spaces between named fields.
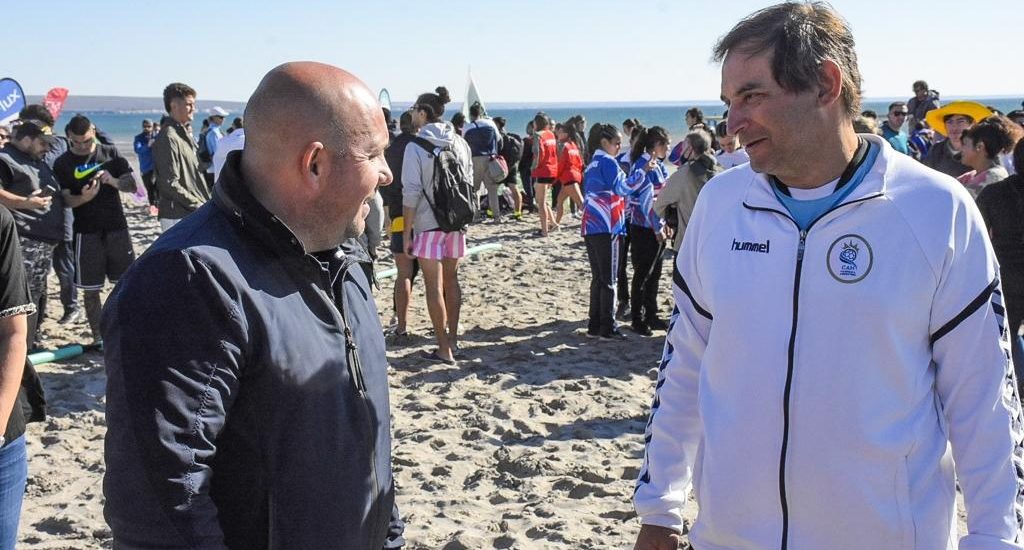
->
xmin=163 ymin=82 xmax=196 ymax=113
xmin=469 ymin=102 xmax=484 ymax=119
xmin=533 ymin=113 xmax=550 ymax=130
xmin=399 ymin=110 xmax=415 ymax=134
xmin=912 ymin=80 xmax=928 ymax=92
xmin=716 ymin=121 xmax=730 ymax=138
xmin=712 ymin=1 xmax=862 ymax=118
xmin=887 ymin=102 xmax=906 ymax=113
xmin=686 ymin=108 xmax=704 ymax=123
xmin=861 ymin=110 xmax=878 ymax=120
xmin=18 ymin=104 xmax=54 ymax=127
xmin=65 ymin=114 xmax=92 ymax=136
xmin=493 ymin=116 xmax=506 ymax=131
xmin=962 ymin=115 xmax=1021 ymax=159
xmin=450 ymin=112 xmax=466 ymax=129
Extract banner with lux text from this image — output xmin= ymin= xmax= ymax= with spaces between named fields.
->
xmin=0 ymin=78 xmax=26 ymax=125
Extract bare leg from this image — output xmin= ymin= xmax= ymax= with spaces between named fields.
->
xmin=511 ymin=185 xmax=523 ymax=217
xmin=441 ymin=257 xmax=462 ymax=350
xmin=393 ymin=253 xmax=417 ymax=333
xmin=418 ymin=258 xmax=453 ymax=360
xmin=84 ymin=290 xmax=103 ymax=343
xmin=535 ymin=183 xmax=551 ymax=235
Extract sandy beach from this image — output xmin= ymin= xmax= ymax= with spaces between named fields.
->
xmin=17 ymin=185 xmax=695 ymax=548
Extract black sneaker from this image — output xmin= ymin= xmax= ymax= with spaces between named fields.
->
xmin=600 ymin=329 xmax=628 ymax=340
xmin=631 ymin=323 xmax=653 ymax=336
xmin=58 ymin=308 xmax=83 ymax=325
xmin=647 ymin=318 xmax=669 ymax=331
xmin=615 ymin=303 xmax=631 ymax=320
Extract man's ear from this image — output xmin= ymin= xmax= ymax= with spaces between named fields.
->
xmin=301 ymin=142 xmax=326 ymax=188
xmin=817 ymin=59 xmax=844 ymax=108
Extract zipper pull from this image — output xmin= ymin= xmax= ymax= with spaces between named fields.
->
xmin=797 ymin=230 xmax=807 ymax=262
xmin=343 ymin=326 xmax=368 ymax=394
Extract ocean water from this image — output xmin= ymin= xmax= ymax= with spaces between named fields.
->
xmin=59 ymin=97 xmax=1024 ymax=152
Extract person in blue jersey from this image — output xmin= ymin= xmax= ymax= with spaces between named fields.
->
xmin=625 ymin=126 xmax=670 ymax=336
xmin=615 ymin=124 xmax=645 ymax=319
xmin=581 ymin=123 xmax=655 ymax=340
xmin=634 ymin=4 xmax=1024 ymax=549
xmin=133 ymin=119 xmax=158 ymax=212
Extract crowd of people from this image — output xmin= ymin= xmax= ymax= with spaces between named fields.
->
xmin=0 ymin=0 xmax=1022 ymax=546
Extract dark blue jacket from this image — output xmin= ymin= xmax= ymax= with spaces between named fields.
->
xmin=102 ymin=151 xmax=403 ymax=549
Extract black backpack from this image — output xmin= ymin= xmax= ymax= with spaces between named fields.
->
xmin=412 ymin=137 xmax=476 ymax=232
xmin=196 ymin=129 xmax=213 ymax=163
xmin=500 ymin=132 xmax=524 ymax=166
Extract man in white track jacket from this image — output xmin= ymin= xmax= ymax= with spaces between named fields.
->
xmin=633 ymin=4 xmax=1024 ymax=550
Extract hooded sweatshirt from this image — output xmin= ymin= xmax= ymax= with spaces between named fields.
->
xmin=401 ymin=122 xmax=473 ymax=233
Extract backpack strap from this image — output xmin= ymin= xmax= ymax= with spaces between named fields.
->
xmin=411 ymin=136 xmax=437 ymax=156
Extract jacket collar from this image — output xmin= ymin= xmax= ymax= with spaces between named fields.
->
xmin=213 ymin=150 xmax=316 ymax=260
xmin=742 ymin=133 xmax=892 ymax=212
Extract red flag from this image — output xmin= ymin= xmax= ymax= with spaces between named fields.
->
xmin=44 ymin=87 xmax=69 ymax=120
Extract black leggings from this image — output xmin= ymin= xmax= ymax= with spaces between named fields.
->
xmin=617 ymin=228 xmax=631 ymax=303
xmin=584 ymin=233 xmax=620 ymax=335
xmin=629 ymin=224 xmax=666 ymax=324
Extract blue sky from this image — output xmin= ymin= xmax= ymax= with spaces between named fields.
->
xmin=7 ymin=0 xmax=1020 ymax=104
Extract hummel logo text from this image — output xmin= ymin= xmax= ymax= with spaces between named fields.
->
xmin=731 ymin=239 xmax=770 ymax=254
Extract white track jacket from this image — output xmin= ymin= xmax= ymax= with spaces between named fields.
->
xmin=634 ymin=134 xmax=1024 ymax=549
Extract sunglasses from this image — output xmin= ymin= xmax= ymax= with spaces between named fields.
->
xmin=892 ymin=112 xmax=908 ymax=116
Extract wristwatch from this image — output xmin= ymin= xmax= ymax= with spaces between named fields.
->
xmin=0 ymin=436 xmax=6 ymax=447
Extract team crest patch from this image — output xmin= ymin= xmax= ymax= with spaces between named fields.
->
xmin=827 ymin=234 xmax=873 ymax=284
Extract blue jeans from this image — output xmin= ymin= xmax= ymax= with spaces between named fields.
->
xmin=0 ymin=436 xmax=26 ymax=550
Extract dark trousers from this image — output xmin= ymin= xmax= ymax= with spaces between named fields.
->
xmin=617 ymin=228 xmax=631 ymax=304
xmin=522 ymin=175 xmax=535 ymax=210
xmin=585 ymin=233 xmax=620 ymax=335
xmin=142 ymin=170 xmax=157 ymax=205
xmin=52 ymin=239 xmax=77 ymax=312
xmin=629 ymin=224 xmax=666 ymax=325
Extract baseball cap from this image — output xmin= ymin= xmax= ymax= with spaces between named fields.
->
xmin=208 ymin=106 xmax=229 ymax=117
xmin=13 ymin=119 xmax=59 ymax=145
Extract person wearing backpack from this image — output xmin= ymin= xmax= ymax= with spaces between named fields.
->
xmin=402 ymin=88 xmax=474 ymax=365
xmin=494 ymin=117 xmax=524 ymax=220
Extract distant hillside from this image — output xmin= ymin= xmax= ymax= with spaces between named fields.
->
xmin=26 ymin=95 xmax=245 ymax=113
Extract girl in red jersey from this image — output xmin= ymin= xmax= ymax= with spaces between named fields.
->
xmin=530 ymin=113 xmax=559 ymax=236
xmin=555 ymin=123 xmax=584 ymax=225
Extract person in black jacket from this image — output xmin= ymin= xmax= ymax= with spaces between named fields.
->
xmin=976 ymin=139 xmax=1024 ymax=391
xmin=381 ymin=109 xmax=420 ymax=339
xmin=102 ymin=61 xmax=405 ymax=549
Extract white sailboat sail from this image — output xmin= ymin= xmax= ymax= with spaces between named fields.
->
xmin=461 ymin=69 xmax=486 ymax=117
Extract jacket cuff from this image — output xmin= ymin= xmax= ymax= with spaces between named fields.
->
xmin=957 ymin=534 xmax=1024 ymax=550
xmin=638 ymin=512 xmax=684 ymax=533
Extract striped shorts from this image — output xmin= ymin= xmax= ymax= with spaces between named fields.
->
xmin=411 ymin=230 xmax=465 ymax=260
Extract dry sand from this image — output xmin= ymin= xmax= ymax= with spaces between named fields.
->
xmin=18 ymin=196 xmax=690 ymax=549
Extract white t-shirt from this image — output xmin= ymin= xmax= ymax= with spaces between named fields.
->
xmin=213 ymin=129 xmax=245 ymax=182
xmin=716 ymin=148 xmax=750 ymax=169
